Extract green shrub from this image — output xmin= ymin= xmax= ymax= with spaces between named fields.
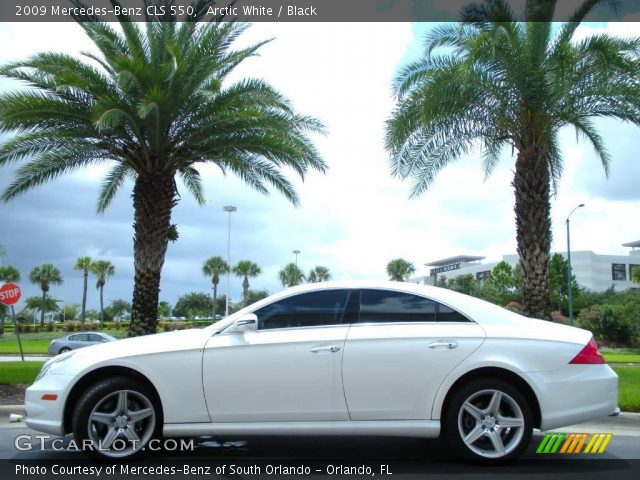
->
xmin=577 ymin=304 xmax=638 ymax=346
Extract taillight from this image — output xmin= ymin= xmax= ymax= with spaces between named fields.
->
xmin=570 ymin=337 xmax=606 ymax=364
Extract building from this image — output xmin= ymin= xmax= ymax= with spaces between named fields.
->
xmin=410 ymin=241 xmax=640 ymax=292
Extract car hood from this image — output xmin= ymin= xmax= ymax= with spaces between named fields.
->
xmin=51 ymin=328 xmax=211 ymax=375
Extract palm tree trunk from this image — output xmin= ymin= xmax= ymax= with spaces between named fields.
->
xmin=99 ymin=284 xmax=104 ymax=327
xmin=40 ymin=289 xmax=46 ymax=326
xmin=242 ymin=276 xmax=249 ymax=307
xmin=81 ymin=270 xmax=88 ymax=331
xmin=128 ymin=173 xmax=177 ymax=337
xmin=513 ymin=146 xmax=552 ymax=320
xmin=212 ymin=282 xmax=218 ymax=322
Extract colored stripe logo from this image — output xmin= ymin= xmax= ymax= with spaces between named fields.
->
xmin=537 ymin=433 xmax=613 ymax=454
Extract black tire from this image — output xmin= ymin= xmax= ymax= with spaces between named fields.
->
xmin=59 ymin=347 xmax=71 ymax=354
xmin=443 ymin=377 xmax=533 ymax=463
xmin=72 ymin=376 xmax=161 ymax=458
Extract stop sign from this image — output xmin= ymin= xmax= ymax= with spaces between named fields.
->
xmin=0 ymin=282 xmax=21 ymax=306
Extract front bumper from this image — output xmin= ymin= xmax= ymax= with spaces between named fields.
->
xmin=529 ymin=364 xmax=618 ymax=431
xmin=25 ymin=373 xmax=75 ymax=436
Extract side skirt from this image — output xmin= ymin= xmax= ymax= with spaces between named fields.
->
xmin=163 ymin=420 xmax=440 ymax=438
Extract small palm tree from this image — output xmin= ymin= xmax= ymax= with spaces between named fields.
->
xmin=386 ymin=258 xmax=415 ymax=282
xmin=74 ymin=256 xmax=92 ymax=329
xmin=29 ymin=263 xmax=63 ymax=325
xmin=0 ymin=265 xmax=21 ymax=334
xmin=308 ymin=266 xmax=332 ymax=283
xmin=385 ymin=0 xmax=640 ymax=318
xmin=232 ymin=261 xmax=262 ymax=307
xmin=0 ymin=3 xmax=326 ymax=337
xmin=279 ymin=262 xmax=306 ymax=288
xmin=91 ymin=260 xmax=115 ymax=326
xmin=202 ymin=256 xmax=230 ymax=321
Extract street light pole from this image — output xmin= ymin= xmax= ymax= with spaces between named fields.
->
xmin=223 ymin=206 xmax=237 ymax=317
xmin=293 ymin=250 xmax=301 ymax=266
xmin=566 ymin=203 xmax=584 ymax=325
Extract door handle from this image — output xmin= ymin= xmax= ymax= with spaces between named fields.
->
xmin=428 ymin=340 xmax=458 ymax=349
xmin=310 ymin=345 xmax=341 ymax=353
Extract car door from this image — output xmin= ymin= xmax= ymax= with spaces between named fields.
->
xmin=67 ymin=333 xmax=87 ymax=349
xmin=202 ymin=289 xmax=352 ymax=422
xmin=342 ymin=289 xmax=486 ymax=420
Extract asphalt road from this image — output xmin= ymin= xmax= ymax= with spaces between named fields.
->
xmin=0 ymin=425 xmax=639 ymax=480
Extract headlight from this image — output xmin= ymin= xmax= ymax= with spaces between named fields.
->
xmin=35 ymin=352 xmax=75 ymax=381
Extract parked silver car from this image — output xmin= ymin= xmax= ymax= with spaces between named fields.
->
xmin=48 ymin=332 xmax=116 ymax=355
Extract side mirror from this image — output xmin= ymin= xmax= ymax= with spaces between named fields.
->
xmin=225 ymin=313 xmax=258 ymax=334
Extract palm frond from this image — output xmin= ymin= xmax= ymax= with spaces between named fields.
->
xmin=97 ymin=162 xmax=134 ymax=213
xmin=178 ymin=166 xmax=206 ymax=205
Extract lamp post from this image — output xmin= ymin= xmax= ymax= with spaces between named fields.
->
xmin=293 ymin=250 xmax=301 ymax=266
xmin=223 ymin=206 xmax=237 ymax=317
xmin=566 ymin=203 xmax=584 ymax=325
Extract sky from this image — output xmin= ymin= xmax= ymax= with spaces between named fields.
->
xmin=0 ymin=20 xmax=639 ymax=312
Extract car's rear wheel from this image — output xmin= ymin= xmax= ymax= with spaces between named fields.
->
xmin=59 ymin=347 xmax=71 ymax=353
xmin=444 ymin=378 xmax=532 ymax=462
xmin=72 ymin=376 xmax=161 ymax=458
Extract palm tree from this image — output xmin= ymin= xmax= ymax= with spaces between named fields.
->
xmin=29 ymin=263 xmax=63 ymax=325
xmin=386 ymin=258 xmax=415 ymax=282
xmin=91 ymin=260 xmax=115 ymax=326
xmin=202 ymin=256 xmax=229 ymax=321
xmin=385 ymin=0 xmax=640 ymax=318
xmin=0 ymin=1 xmax=326 ymax=337
xmin=279 ymin=262 xmax=306 ymax=288
xmin=0 ymin=265 xmax=21 ymax=334
xmin=232 ymin=261 xmax=262 ymax=307
xmin=308 ymin=266 xmax=332 ymax=283
xmin=74 ymin=256 xmax=92 ymax=329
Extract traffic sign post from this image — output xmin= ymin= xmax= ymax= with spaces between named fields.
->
xmin=0 ymin=282 xmax=24 ymax=361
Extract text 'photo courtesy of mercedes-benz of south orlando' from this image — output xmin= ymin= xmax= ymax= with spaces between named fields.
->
xmin=1 ymin=1 xmax=640 ymax=480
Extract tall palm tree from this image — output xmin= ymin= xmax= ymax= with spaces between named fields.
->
xmin=385 ymin=0 xmax=640 ymax=319
xmin=232 ymin=261 xmax=261 ymax=307
xmin=308 ymin=265 xmax=332 ymax=283
xmin=91 ymin=260 xmax=115 ymax=326
xmin=0 ymin=265 xmax=21 ymax=334
xmin=202 ymin=256 xmax=229 ymax=321
xmin=279 ymin=262 xmax=306 ymax=288
xmin=386 ymin=258 xmax=416 ymax=282
xmin=0 ymin=1 xmax=326 ymax=337
xmin=74 ymin=256 xmax=92 ymax=329
xmin=29 ymin=263 xmax=63 ymax=326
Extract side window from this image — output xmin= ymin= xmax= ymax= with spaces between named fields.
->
xmin=71 ymin=334 xmax=89 ymax=342
xmin=437 ymin=304 xmax=470 ymax=322
xmin=358 ymin=289 xmax=470 ymax=323
xmin=359 ymin=290 xmax=437 ymax=323
xmin=88 ymin=334 xmax=105 ymax=342
xmin=255 ymin=290 xmax=350 ymax=330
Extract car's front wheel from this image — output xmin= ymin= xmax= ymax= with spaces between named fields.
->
xmin=444 ymin=378 xmax=532 ymax=462
xmin=72 ymin=376 xmax=161 ymax=458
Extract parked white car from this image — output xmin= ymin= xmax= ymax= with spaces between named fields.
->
xmin=26 ymin=281 xmax=617 ymax=461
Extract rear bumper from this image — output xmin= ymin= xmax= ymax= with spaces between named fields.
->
xmin=528 ymin=364 xmax=618 ymax=431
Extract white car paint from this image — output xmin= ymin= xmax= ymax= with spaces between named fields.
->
xmin=25 ymin=280 xmax=618 ymax=460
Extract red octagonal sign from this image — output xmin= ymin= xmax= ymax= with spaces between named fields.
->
xmin=0 ymin=282 xmax=21 ymax=306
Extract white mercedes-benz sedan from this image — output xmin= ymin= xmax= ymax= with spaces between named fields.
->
xmin=26 ymin=281 xmax=618 ymax=462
